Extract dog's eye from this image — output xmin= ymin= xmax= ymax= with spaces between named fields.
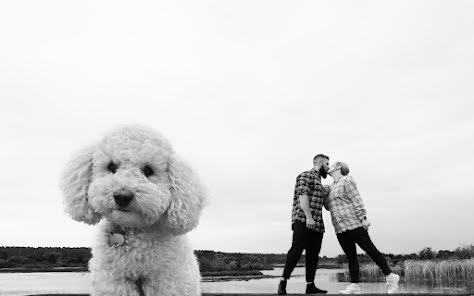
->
xmin=107 ymin=162 xmax=118 ymax=173
xmin=142 ymin=165 xmax=154 ymax=177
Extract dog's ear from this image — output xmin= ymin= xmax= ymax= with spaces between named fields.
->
xmin=60 ymin=145 xmax=101 ymax=225
xmin=164 ymin=154 xmax=207 ymax=235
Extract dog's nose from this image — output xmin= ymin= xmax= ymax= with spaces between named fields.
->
xmin=113 ymin=190 xmax=134 ymax=207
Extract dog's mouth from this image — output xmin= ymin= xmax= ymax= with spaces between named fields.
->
xmin=108 ymin=206 xmax=152 ymax=228
xmin=115 ymin=207 xmax=131 ymax=213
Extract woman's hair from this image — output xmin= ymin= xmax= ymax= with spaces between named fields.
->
xmin=335 ymin=162 xmax=350 ymax=176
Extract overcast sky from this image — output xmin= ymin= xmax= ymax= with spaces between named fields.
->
xmin=1 ymin=1 xmax=473 ymax=257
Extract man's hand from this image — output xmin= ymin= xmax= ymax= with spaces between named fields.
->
xmin=362 ymin=218 xmax=371 ymax=230
xmin=299 ymin=195 xmax=316 ymax=230
xmin=306 ymin=217 xmax=317 ymax=230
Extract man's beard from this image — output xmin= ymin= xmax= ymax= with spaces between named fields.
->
xmin=319 ymin=166 xmax=327 ymax=179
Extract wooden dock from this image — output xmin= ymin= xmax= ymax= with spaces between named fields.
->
xmin=26 ymin=293 xmax=474 ymax=296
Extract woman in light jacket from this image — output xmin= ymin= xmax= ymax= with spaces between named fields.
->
xmin=325 ymin=162 xmax=399 ymax=294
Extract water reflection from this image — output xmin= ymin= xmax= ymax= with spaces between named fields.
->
xmin=0 ymin=267 xmax=470 ymax=295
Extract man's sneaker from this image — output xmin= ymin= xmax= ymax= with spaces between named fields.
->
xmin=306 ymin=282 xmax=327 ymax=294
xmin=278 ymin=280 xmax=287 ymax=295
xmin=386 ymin=273 xmax=400 ymax=294
xmin=339 ymin=283 xmax=361 ymax=294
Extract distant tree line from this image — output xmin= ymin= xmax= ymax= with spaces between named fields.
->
xmin=0 ymin=247 xmax=333 ymax=271
xmin=1 ymin=245 xmax=473 ymax=271
xmin=0 ymin=247 xmax=295 ymax=271
xmin=0 ymin=247 xmax=90 ymax=269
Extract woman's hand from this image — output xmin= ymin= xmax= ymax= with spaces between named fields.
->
xmin=362 ymin=218 xmax=371 ymax=230
xmin=323 ymin=185 xmax=330 ymax=192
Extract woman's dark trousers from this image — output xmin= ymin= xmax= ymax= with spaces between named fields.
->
xmin=282 ymin=221 xmax=324 ymax=283
xmin=337 ymin=227 xmax=392 ymax=283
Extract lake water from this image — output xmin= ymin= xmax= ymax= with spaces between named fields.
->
xmin=0 ymin=267 xmax=470 ymax=295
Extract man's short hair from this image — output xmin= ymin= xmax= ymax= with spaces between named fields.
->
xmin=313 ymin=154 xmax=329 ymax=164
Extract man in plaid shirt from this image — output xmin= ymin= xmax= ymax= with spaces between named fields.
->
xmin=278 ymin=154 xmax=330 ymax=295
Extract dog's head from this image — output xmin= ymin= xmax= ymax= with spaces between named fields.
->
xmin=60 ymin=125 xmax=207 ymax=235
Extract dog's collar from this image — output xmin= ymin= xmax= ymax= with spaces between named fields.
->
xmin=107 ymin=224 xmax=127 ymax=247
xmin=108 ymin=232 xmax=125 ymax=247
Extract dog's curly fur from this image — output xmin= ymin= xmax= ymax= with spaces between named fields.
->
xmin=60 ymin=125 xmax=207 ymax=296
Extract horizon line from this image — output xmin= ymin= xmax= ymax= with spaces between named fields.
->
xmin=2 ymin=244 xmax=473 ymax=257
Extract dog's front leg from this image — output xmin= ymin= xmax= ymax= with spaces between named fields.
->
xmin=91 ymin=272 xmax=143 ymax=296
xmin=140 ymin=273 xmax=201 ymax=296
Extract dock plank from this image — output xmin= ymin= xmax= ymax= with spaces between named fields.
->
xmin=26 ymin=293 xmax=474 ymax=296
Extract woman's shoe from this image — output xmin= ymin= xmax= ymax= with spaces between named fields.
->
xmin=386 ymin=273 xmax=400 ymax=293
xmin=339 ymin=283 xmax=361 ymax=294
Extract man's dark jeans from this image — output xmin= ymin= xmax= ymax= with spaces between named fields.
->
xmin=337 ymin=227 xmax=392 ymax=283
xmin=282 ymin=221 xmax=324 ymax=283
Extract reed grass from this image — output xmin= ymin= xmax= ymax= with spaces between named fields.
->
xmin=404 ymin=259 xmax=474 ymax=285
xmin=333 ymin=263 xmax=403 ymax=283
xmin=334 ymin=259 xmax=474 ymax=286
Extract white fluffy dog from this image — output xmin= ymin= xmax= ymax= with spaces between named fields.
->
xmin=60 ymin=125 xmax=207 ymax=296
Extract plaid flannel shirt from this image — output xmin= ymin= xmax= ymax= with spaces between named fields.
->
xmin=325 ymin=175 xmax=367 ymax=234
xmin=291 ymin=168 xmax=327 ymax=232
